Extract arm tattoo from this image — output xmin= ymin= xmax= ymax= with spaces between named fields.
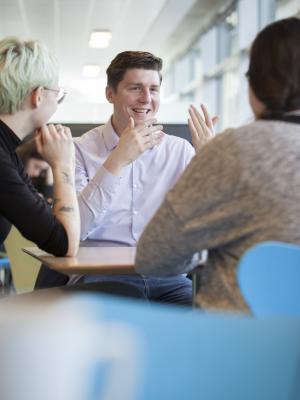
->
xmin=59 ymin=206 xmax=74 ymax=213
xmin=52 ymin=198 xmax=61 ymax=207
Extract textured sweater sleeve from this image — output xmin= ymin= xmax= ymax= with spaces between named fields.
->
xmin=135 ymin=129 xmax=244 ymax=276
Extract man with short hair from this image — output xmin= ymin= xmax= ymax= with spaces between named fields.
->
xmin=74 ymin=51 xmax=195 ymax=304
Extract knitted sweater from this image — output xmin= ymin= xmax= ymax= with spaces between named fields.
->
xmin=136 ymin=118 xmax=300 ymax=312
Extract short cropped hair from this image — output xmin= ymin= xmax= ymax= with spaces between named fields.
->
xmin=248 ymin=17 xmax=300 ymax=118
xmin=0 ymin=37 xmax=58 ymax=114
xmin=106 ymin=51 xmax=163 ymax=91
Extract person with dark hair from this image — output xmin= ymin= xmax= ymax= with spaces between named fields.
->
xmin=17 ymin=136 xmax=48 ymax=177
xmin=16 ymin=135 xmax=53 ymax=201
xmin=106 ymin=51 xmax=162 ymax=90
xmin=46 ymin=50 xmax=197 ymax=305
xmin=135 ymin=17 xmax=300 ymax=313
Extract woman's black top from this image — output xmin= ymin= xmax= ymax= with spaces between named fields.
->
xmin=0 ymin=120 xmax=68 ymax=256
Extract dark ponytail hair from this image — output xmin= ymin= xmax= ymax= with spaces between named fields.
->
xmin=248 ymin=17 xmax=300 ymax=119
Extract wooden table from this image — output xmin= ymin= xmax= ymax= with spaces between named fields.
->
xmin=22 ymin=246 xmax=137 ymax=275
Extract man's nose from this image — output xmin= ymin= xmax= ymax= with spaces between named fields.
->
xmin=139 ymin=88 xmax=151 ymax=103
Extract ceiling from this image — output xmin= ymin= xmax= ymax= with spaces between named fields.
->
xmin=0 ymin=0 xmax=232 ymax=121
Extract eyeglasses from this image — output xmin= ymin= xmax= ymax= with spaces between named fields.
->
xmin=44 ymin=87 xmax=67 ymax=104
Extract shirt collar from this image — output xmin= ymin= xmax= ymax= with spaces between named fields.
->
xmin=102 ymin=116 xmax=120 ymax=151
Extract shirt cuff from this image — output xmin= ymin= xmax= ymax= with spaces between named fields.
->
xmin=92 ymin=165 xmax=122 ymax=192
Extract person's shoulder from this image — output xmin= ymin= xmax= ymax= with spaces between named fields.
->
xmin=209 ymin=122 xmax=256 ymax=146
xmin=75 ymin=125 xmax=104 ymax=144
xmin=203 ymin=119 xmax=293 ymax=158
xmin=225 ymin=119 xmax=294 ymax=137
xmin=74 ymin=125 xmax=104 ymax=148
xmin=222 ymin=119 xmax=293 ymax=145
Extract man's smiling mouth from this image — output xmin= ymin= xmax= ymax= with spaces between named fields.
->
xmin=131 ymin=108 xmax=151 ymax=114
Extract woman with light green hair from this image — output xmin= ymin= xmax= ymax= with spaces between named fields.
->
xmin=0 ymin=37 xmax=80 ymax=279
xmin=0 ymin=37 xmax=59 ymax=114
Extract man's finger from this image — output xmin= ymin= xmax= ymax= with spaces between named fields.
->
xmin=188 ymin=117 xmax=198 ymax=139
xmin=189 ymin=106 xmax=206 ymax=133
xmin=200 ymin=103 xmax=213 ymax=130
xmin=212 ymin=116 xmax=219 ymax=126
xmin=140 ymin=124 xmax=163 ymax=136
xmin=144 ymin=118 xmax=157 ymax=126
xmin=144 ymin=131 xmax=164 ymax=147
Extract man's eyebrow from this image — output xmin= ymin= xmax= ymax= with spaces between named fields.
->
xmin=126 ymin=83 xmax=160 ymax=87
xmin=127 ymin=82 xmax=142 ymax=86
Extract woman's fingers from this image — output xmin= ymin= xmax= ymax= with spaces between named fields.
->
xmin=35 ymin=133 xmax=43 ymax=154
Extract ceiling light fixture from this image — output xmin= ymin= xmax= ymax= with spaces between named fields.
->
xmin=82 ymin=64 xmax=101 ymax=78
xmin=89 ymin=30 xmax=112 ymax=48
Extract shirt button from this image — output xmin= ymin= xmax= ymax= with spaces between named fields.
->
xmin=133 ymin=184 xmax=138 ymax=188
xmin=133 ymin=210 xmax=138 ymax=215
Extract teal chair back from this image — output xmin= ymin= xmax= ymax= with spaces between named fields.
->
xmin=1 ymin=292 xmax=300 ymax=400
xmin=238 ymin=241 xmax=300 ymax=316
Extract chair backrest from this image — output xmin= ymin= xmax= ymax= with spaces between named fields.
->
xmin=238 ymin=241 xmax=300 ymax=316
xmin=4 ymin=227 xmax=40 ymax=293
xmin=1 ymin=292 xmax=300 ymax=400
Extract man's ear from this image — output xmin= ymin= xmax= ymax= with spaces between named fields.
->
xmin=30 ymin=87 xmax=44 ymax=108
xmin=105 ymin=86 xmax=115 ymax=104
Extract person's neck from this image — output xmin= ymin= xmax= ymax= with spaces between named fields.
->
xmin=111 ymin=114 xmax=127 ymax=137
xmin=0 ymin=113 xmax=32 ymax=140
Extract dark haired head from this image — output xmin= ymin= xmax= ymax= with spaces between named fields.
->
xmin=16 ymin=134 xmax=43 ymax=164
xmin=106 ymin=51 xmax=162 ymax=91
xmin=247 ymin=17 xmax=300 ymax=118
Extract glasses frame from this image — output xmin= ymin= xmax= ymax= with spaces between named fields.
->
xmin=44 ymin=87 xmax=67 ymax=104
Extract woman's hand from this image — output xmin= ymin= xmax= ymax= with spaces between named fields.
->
xmin=188 ymin=104 xmax=218 ymax=153
xmin=35 ymin=124 xmax=74 ymax=169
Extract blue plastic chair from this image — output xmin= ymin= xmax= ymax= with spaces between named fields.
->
xmin=238 ymin=241 xmax=300 ymax=317
xmin=0 ymin=252 xmax=11 ymax=289
xmin=1 ymin=292 xmax=300 ymax=400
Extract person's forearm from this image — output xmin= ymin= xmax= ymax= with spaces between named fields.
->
xmin=76 ymin=165 xmax=122 ymax=240
xmin=103 ymin=151 xmax=125 ymax=176
xmin=52 ymin=165 xmax=80 ymax=256
xmin=136 ymin=200 xmax=197 ymax=276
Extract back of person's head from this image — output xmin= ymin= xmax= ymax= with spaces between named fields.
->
xmin=106 ymin=51 xmax=162 ymax=91
xmin=0 ymin=37 xmax=58 ymax=114
xmin=248 ymin=17 xmax=300 ymax=118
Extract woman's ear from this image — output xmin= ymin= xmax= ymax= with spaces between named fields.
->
xmin=30 ymin=87 xmax=43 ymax=108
